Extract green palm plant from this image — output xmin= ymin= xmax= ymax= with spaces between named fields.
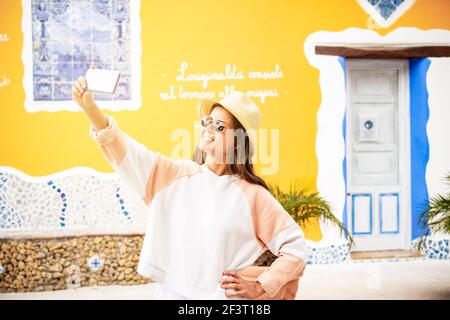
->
xmin=417 ymin=172 xmax=450 ymax=250
xmin=253 ymin=180 xmax=354 ymax=266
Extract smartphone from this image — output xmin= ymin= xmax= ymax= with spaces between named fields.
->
xmin=85 ymin=68 xmax=121 ymax=94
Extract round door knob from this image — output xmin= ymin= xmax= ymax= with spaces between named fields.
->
xmin=364 ymin=120 xmax=374 ymax=130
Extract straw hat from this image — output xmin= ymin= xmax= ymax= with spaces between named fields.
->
xmin=198 ymin=91 xmax=261 ymax=155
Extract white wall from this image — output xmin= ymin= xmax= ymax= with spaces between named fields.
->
xmin=426 ymin=58 xmax=450 ymax=198
xmin=304 ymin=28 xmax=450 ymax=245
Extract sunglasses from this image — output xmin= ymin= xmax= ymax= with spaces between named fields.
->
xmin=200 ymin=116 xmax=229 ymax=132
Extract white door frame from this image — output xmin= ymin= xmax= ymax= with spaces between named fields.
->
xmin=345 ymin=59 xmax=411 ymax=251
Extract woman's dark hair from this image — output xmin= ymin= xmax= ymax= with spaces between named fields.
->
xmin=193 ymin=104 xmax=269 ymax=190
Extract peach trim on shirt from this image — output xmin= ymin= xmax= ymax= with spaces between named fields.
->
xmin=232 ymin=179 xmax=294 ymax=249
xmin=89 ymin=115 xmax=128 ymax=166
xmin=240 ymin=260 xmax=304 ymax=300
xmin=143 ymin=155 xmax=200 ymax=205
xmin=233 ymin=179 xmax=307 ymax=298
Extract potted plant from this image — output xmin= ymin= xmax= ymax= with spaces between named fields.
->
xmin=417 ymin=172 xmax=450 ymax=251
xmin=253 ymin=181 xmax=354 ymax=266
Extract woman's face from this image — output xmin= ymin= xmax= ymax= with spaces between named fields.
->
xmin=198 ymin=106 xmax=236 ymax=164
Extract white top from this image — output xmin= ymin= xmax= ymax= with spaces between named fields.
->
xmin=89 ymin=115 xmax=308 ymax=299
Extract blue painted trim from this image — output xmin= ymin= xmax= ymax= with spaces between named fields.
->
xmin=47 ymin=180 xmax=67 ymax=228
xmin=340 ymin=58 xmax=430 ymax=242
xmin=409 ymin=58 xmax=430 ymax=240
xmin=351 ymin=194 xmax=373 ymax=235
xmin=115 ymin=186 xmax=131 ymax=220
xmin=379 ymin=193 xmax=400 ymax=234
xmin=338 ymin=57 xmax=348 ymax=236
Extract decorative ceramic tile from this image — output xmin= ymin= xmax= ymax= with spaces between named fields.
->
xmin=22 ymin=0 xmax=142 ymax=112
xmin=307 ymin=242 xmax=351 ymax=264
xmin=0 ymin=168 xmax=147 ymax=236
xmin=2 ymin=166 xmax=448 ymax=263
xmin=357 ymin=0 xmax=416 ymax=28
xmin=87 ymin=255 xmax=104 ymax=271
xmin=412 ymin=237 xmax=450 ymax=260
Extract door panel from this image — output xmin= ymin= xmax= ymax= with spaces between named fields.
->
xmin=346 ymin=60 xmax=410 ymax=251
xmin=352 ymin=194 xmax=372 ymax=235
xmin=379 ymin=193 xmax=400 ymax=234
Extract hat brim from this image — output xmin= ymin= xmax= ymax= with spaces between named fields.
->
xmin=198 ymin=99 xmax=220 ymax=118
xmin=198 ymin=98 xmax=250 ymax=133
xmin=197 ymin=96 xmax=258 ymax=158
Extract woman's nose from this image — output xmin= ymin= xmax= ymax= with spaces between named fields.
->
xmin=204 ymin=123 xmax=215 ymax=133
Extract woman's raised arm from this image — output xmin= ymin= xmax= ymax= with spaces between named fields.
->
xmin=71 ymin=75 xmax=163 ymax=203
xmin=72 ymin=76 xmax=108 ymax=132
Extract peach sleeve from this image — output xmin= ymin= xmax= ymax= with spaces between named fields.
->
xmin=89 ymin=115 xmax=198 ymax=205
xmin=89 ymin=115 xmax=158 ymax=201
xmin=250 ymin=187 xmax=308 ymax=298
xmin=89 ymin=115 xmax=128 ymax=167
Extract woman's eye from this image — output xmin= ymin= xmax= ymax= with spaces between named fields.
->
xmin=215 ymin=124 xmax=225 ymax=132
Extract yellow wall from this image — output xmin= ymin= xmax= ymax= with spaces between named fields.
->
xmin=1 ymin=0 xmax=449 ymax=240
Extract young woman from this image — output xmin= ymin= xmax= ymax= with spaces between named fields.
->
xmin=72 ymin=76 xmax=308 ymax=300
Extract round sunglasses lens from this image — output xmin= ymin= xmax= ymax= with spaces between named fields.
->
xmin=201 ymin=117 xmax=211 ymax=127
xmin=214 ymin=122 xmax=225 ymax=132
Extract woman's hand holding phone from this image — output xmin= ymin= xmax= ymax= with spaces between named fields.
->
xmin=72 ymin=76 xmax=96 ymax=111
xmin=71 ymin=68 xmax=108 ymax=132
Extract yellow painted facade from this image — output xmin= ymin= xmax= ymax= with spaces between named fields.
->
xmin=0 ymin=0 xmax=449 ymax=240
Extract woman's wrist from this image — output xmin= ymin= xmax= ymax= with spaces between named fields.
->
xmin=83 ymin=101 xmax=98 ymax=112
xmin=254 ymin=281 xmax=266 ymax=296
xmin=84 ymin=103 xmax=109 ymax=132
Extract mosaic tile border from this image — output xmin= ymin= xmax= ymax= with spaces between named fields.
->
xmin=306 ymin=236 xmax=450 ymax=264
xmin=357 ymin=0 xmax=416 ymax=28
xmin=307 ymin=241 xmax=351 ymax=264
xmin=0 ymin=167 xmax=147 ymax=237
xmin=1 ymin=167 xmax=448 ymax=263
xmin=412 ymin=237 xmax=450 ymax=260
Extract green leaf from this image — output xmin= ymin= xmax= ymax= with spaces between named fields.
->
xmin=417 ymin=171 xmax=450 ymax=251
xmin=269 ymin=181 xmax=354 ymax=247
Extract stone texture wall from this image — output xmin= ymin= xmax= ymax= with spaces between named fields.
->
xmin=0 ymin=235 xmax=151 ymax=293
xmin=0 ymin=234 xmax=277 ymax=293
xmin=2 ymin=234 xmax=446 ymax=293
